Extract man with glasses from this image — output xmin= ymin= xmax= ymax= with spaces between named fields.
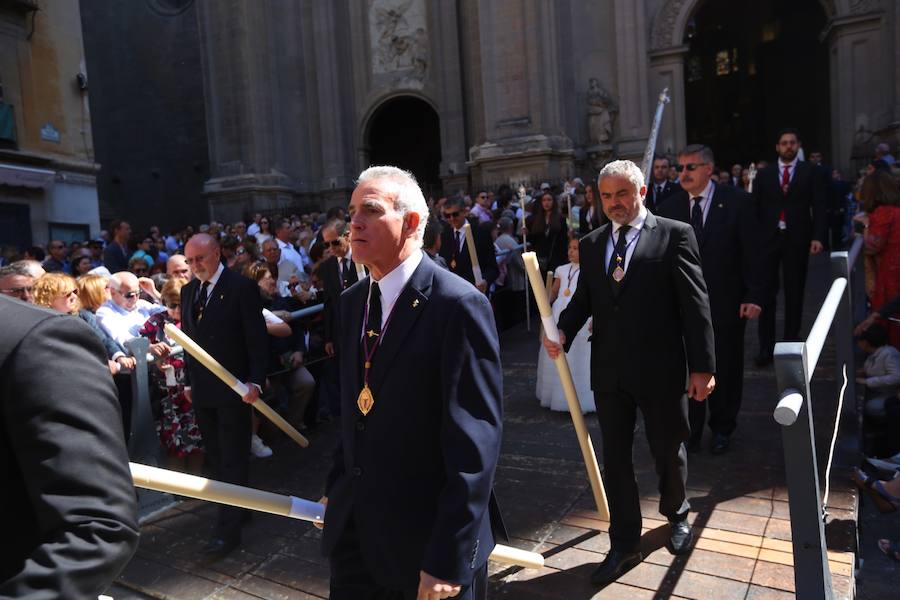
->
xmin=470 ymin=190 xmax=494 ymax=223
xmin=645 ymin=156 xmax=681 ymax=212
xmin=657 ymin=144 xmax=764 ymax=455
xmin=320 ymin=219 xmax=361 ymax=358
xmin=438 ymin=196 xmax=498 ymax=293
xmin=166 ymin=254 xmax=192 ymax=281
xmin=42 ymin=240 xmax=70 ymax=274
xmin=0 ymin=263 xmax=36 ymax=304
xmin=180 ymin=233 xmax=267 ymax=556
xmin=96 ymin=271 xmax=166 ymax=347
xmin=261 ymin=239 xmax=300 ymax=295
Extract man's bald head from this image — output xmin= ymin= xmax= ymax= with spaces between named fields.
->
xmin=167 ymin=254 xmax=192 ymax=281
xmin=110 ymin=271 xmax=140 ymax=310
xmin=185 ymin=233 xmax=222 ymax=282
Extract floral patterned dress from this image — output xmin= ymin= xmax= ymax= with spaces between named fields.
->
xmin=140 ymin=312 xmax=203 ymax=457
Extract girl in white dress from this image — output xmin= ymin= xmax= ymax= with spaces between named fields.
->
xmin=536 ymin=238 xmax=596 ymax=413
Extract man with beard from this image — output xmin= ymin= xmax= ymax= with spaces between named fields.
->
xmin=752 ymin=128 xmax=826 ymax=365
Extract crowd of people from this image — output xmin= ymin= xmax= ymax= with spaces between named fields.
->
xmin=1 ymin=132 xmax=899 ymax=589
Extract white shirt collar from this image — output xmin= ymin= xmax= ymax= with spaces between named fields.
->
xmin=691 ymin=180 xmax=715 ymax=204
xmin=778 ymin=157 xmax=798 ymax=170
xmin=370 ymin=249 xmax=424 ymax=317
xmin=205 ymin=262 xmax=225 ymax=288
xmin=613 ymin=204 xmax=648 ymax=234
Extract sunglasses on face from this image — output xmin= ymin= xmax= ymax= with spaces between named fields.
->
xmin=443 ymin=211 xmax=461 ymax=219
xmin=1 ymin=286 xmax=34 ymax=296
xmin=327 ymin=239 xmax=344 ymax=248
xmin=166 ymin=302 xmax=180 ymax=309
xmin=674 ymin=162 xmax=708 ymax=173
xmin=122 ymin=291 xmax=140 ymax=299
xmin=64 ymin=289 xmax=78 ymax=298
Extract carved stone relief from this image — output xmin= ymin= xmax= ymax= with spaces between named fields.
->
xmin=586 ymin=78 xmax=617 ymax=145
xmin=369 ymin=0 xmax=428 ymax=82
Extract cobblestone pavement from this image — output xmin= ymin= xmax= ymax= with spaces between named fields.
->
xmin=111 ymin=254 xmax=864 ymax=599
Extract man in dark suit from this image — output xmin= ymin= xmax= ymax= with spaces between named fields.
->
xmin=320 ymin=218 xmax=363 ymax=358
xmin=438 ymin=196 xmax=498 ymax=292
xmin=544 ymin=159 xmax=716 ymax=586
xmin=0 ymin=295 xmax=139 ymax=597
xmin=657 ymin=145 xmax=764 ymax=454
xmin=644 ymin=155 xmax=682 ymax=212
xmin=321 ymin=166 xmax=503 ymax=599
xmin=753 ymin=128 xmax=826 ymax=365
xmin=181 ymin=233 xmax=268 ymax=555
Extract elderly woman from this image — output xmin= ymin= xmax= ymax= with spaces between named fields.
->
xmin=139 ymin=278 xmax=204 ymax=472
xmin=76 ymin=274 xmax=136 ymax=375
xmin=243 ymin=262 xmax=314 ymax=457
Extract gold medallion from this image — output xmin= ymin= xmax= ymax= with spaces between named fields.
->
xmin=357 ymin=384 xmax=375 ymax=415
xmin=564 ymin=288 xmax=571 ymax=297
xmin=612 ymin=266 xmax=625 ymax=282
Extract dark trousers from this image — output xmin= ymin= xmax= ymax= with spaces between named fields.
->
xmin=329 ymin=519 xmax=487 ymax=600
xmin=690 ymin=317 xmax=746 ymax=439
xmin=194 ymin=403 xmax=252 ymax=542
xmin=759 ymin=232 xmax=810 ymax=353
xmin=595 ymin=387 xmax=690 ymax=553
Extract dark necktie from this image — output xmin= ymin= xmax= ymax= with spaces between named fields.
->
xmin=194 ymin=280 xmax=209 ymax=321
xmin=340 ymin=258 xmax=349 ymax=289
xmin=691 ymin=197 xmax=704 ymax=239
xmin=656 ymin=184 xmax=663 ymax=198
xmin=365 ymin=281 xmax=382 ymax=343
xmin=607 ymin=225 xmax=631 ymax=278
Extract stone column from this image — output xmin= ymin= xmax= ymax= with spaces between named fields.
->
xmin=647 ymin=45 xmax=689 ymax=158
xmin=612 ymin=0 xmax=651 ymax=158
xmin=824 ymin=9 xmax=889 ymax=171
xmin=467 ymin=0 xmax=574 ymax=188
xmin=196 ymin=0 xmax=295 ymax=222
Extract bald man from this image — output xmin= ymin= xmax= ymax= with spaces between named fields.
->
xmin=166 ymin=254 xmax=192 ymax=281
xmin=181 ymin=234 xmax=268 ymax=555
xmin=96 ymin=271 xmax=167 ymax=347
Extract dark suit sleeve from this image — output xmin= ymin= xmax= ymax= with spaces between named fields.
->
xmin=239 ymin=277 xmax=269 ymax=387
xmin=476 ymin=231 xmax=499 ymax=285
xmin=672 ymin=226 xmax=716 ymax=374
xmin=737 ymin=191 xmax=766 ymax=306
xmin=558 ymin=238 xmax=593 ymax=351
xmin=423 ymin=291 xmax=503 ymax=585
xmin=0 ymin=317 xmax=139 ymax=598
xmin=811 ymin=165 xmax=828 ymax=243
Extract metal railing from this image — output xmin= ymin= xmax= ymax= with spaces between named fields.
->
xmin=772 ymin=236 xmax=864 ymax=600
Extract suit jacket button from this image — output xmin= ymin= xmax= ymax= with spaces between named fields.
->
xmin=356 ymin=421 xmax=365 ymax=431
xmin=352 ymin=467 xmax=363 ymax=477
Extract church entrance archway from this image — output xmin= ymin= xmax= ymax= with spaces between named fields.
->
xmin=682 ymin=0 xmax=830 ymax=167
xmin=365 ymin=96 xmax=442 ymax=197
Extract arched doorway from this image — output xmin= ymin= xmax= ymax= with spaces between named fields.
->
xmin=682 ymin=0 xmax=830 ymax=167
xmin=366 ymin=96 xmax=442 ymax=197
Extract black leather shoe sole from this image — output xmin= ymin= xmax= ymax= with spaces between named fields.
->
xmin=590 ymin=552 xmax=643 ymax=585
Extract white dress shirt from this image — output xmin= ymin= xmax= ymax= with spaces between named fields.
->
xmin=366 ymin=250 xmax=424 ymax=331
xmin=96 ymin=299 xmax=167 ymax=346
xmin=778 ymin=157 xmax=798 ymax=183
xmin=604 ymin=205 xmax=648 ymax=273
xmin=689 ymin=180 xmax=715 ymax=226
xmin=277 ymin=237 xmax=305 ymax=273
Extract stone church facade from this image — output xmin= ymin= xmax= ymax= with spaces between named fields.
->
xmin=81 ymin=0 xmax=899 ymax=228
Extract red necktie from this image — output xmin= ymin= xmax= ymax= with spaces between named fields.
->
xmin=779 ymin=165 xmax=791 ymax=223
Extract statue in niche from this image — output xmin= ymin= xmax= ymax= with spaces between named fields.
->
xmin=370 ymin=0 xmax=427 ymax=80
xmin=587 ymin=78 xmax=617 ymax=145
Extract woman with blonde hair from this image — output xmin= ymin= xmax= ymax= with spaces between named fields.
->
xmin=139 ymin=277 xmax=204 ymax=472
xmin=33 ymin=272 xmax=81 ymax=315
xmin=74 ymin=274 xmax=136 ymax=374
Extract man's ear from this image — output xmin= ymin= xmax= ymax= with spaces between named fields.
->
xmin=405 ymin=211 xmax=421 ymax=238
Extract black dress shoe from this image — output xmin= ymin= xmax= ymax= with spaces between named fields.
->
xmin=687 ymin=436 xmax=702 ymax=453
xmin=710 ymin=433 xmax=730 ymax=455
xmin=754 ymin=352 xmax=773 ymax=367
xmin=202 ymin=537 xmax=239 ymax=556
xmin=590 ymin=550 xmax=643 ymax=586
xmin=668 ymin=520 xmax=693 ymax=555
